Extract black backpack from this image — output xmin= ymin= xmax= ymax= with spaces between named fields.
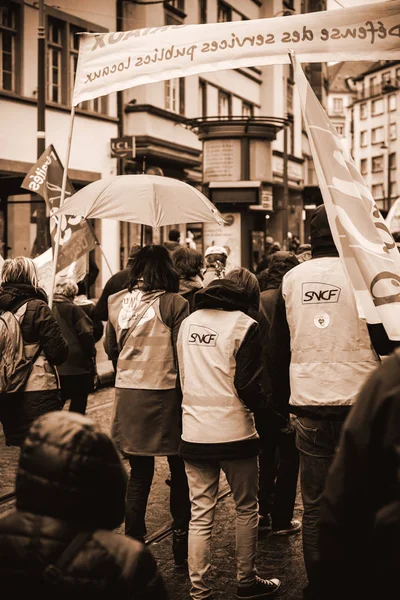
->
xmin=0 ymin=300 xmax=41 ymax=394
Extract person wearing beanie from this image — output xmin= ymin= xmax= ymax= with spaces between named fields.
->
xmin=0 ymin=411 xmax=167 ymax=599
xmin=202 ymin=245 xmax=228 ymax=286
xmin=269 ymin=203 xmax=397 ymax=600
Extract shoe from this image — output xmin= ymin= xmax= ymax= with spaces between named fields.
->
xmin=172 ymin=528 xmax=188 ymax=567
xmin=237 ymin=576 xmax=281 ymax=598
xmin=271 ymin=519 xmax=301 ymax=536
xmin=258 ymin=514 xmax=272 ymax=531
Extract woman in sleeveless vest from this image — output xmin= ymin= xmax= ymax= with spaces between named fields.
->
xmin=0 ymin=257 xmax=68 ymax=446
xmin=104 ymin=245 xmax=191 ymax=566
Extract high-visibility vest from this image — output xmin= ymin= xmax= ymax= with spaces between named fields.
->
xmin=282 ymin=257 xmax=379 ymax=408
xmin=177 ymin=308 xmax=258 ymax=444
xmin=108 ymin=289 xmax=177 ymax=390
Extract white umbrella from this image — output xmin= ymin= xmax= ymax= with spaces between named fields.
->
xmin=53 ymin=174 xmax=226 ymax=227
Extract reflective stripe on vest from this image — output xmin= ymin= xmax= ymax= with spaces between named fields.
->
xmin=282 ymin=257 xmax=379 ymax=407
xmin=177 ymin=309 xmax=258 ymax=444
xmin=108 ymin=289 xmax=177 ymax=390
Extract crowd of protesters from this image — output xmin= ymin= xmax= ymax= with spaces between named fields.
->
xmin=0 ymin=205 xmax=399 ymax=599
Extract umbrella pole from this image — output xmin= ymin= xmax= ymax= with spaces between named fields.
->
xmin=85 ymin=219 xmax=114 ymax=277
xmin=48 ymin=106 xmax=76 ymax=308
xmin=140 ymin=224 xmax=144 ymax=247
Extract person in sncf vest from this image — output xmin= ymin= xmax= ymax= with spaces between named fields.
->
xmin=0 ymin=257 xmax=68 ymax=447
xmin=269 ymin=204 xmax=398 ymax=600
xmin=177 ymin=279 xmax=282 ymax=600
xmin=104 ymin=245 xmax=191 ymax=568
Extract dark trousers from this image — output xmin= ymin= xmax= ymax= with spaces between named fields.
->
xmin=59 ymin=373 xmax=92 ymax=415
xmin=257 ymin=410 xmax=299 ymax=529
xmin=126 ymin=454 xmax=191 ymax=540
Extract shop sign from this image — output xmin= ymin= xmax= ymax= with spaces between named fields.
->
xmin=261 ymin=188 xmax=273 ymax=211
xmin=203 ymin=140 xmax=241 ymax=182
xmin=110 ymin=136 xmax=136 ymax=159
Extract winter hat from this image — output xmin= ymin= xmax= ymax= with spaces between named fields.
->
xmin=310 ymin=204 xmax=337 ymax=256
xmin=205 ymin=245 xmax=228 ymax=258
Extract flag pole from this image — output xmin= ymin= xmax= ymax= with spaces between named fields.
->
xmin=48 ymin=106 xmax=76 ymax=308
xmin=85 ymin=219 xmax=114 ymax=277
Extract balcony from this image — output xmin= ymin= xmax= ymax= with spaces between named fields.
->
xmin=356 ymin=80 xmax=399 ymax=100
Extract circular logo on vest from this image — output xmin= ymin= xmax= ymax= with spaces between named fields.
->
xmin=314 ymin=312 xmax=330 ymax=329
xmin=118 ymin=290 xmax=142 ymax=330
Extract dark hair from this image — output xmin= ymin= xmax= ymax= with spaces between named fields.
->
xmin=172 ymin=246 xmax=203 ymax=278
xmin=169 ymin=229 xmax=180 ymax=242
xmin=225 ymin=267 xmax=260 ymax=311
xmin=257 ymin=269 xmax=270 ymax=292
xmin=128 ymin=245 xmax=179 ymax=293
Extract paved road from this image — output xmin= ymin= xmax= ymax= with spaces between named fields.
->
xmin=0 ymin=384 xmax=307 ymax=599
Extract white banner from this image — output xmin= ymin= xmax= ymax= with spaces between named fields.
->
xmin=292 ymin=52 xmax=400 ymax=341
xmin=73 ymin=1 xmax=400 ymax=105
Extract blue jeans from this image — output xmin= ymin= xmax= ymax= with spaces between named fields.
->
xmin=294 ymin=416 xmax=344 ymax=599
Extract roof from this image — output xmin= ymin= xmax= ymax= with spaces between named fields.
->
xmin=328 ymin=61 xmax=379 ymax=93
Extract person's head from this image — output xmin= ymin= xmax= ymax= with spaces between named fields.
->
xmin=126 ymin=243 xmax=141 ymax=268
xmin=172 ymin=246 xmax=203 ymax=279
xmin=257 ymin=269 xmax=270 ymax=293
xmin=15 ymin=411 xmax=127 ymax=530
xmin=267 ymin=251 xmax=299 ymax=289
xmin=204 ymin=245 xmax=228 ymax=267
xmin=296 ymin=243 xmax=312 ymax=263
xmin=128 ymin=244 xmax=179 ymax=293
xmin=54 ymin=278 xmax=78 ymax=299
xmin=225 ymin=267 xmax=260 ymax=312
xmin=169 ymin=229 xmax=180 ymax=242
xmin=0 ymin=256 xmax=39 ymax=287
xmin=310 ymin=204 xmax=337 ymax=256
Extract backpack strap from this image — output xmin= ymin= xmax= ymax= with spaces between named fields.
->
xmin=117 ymin=290 xmax=165 ymax=353
xmin=42 ymin=531 xmax=92 ymax=584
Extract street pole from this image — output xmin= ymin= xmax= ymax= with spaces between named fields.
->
xmin=37 ymin=0 xmax=45 ymax=158
xmin=282 ymin=121 xmax=289 ymax=247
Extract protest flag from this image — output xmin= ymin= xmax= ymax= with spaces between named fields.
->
xmin=21 ymin=145 xmax=96 ymax=275
xmin=291 ymin=51 xmax=400 ymax=341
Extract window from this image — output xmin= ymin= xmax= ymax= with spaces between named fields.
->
xmin=46 ymin=14 xmax=108 ymax=114
xmin=0 ymin=3 xmax=20 ymax=92
xmin=199 ymin=0 xmax=207 ymax=23
xmin=47 ymin=18 xmax=63 ymax=103
xmin=165 ymin=78 xmax=185 ymax=114
xmin=389 ymin=94 xmax=397 ymax=111
xmin=360 ymin=158 xmax=368 ymax=175
xmin=389 ymin=122 xmax=397 ymax=140
xmin=360 ymin=130 xmax=368 ymax=147
xmin=372 ymin=183 xmax=384 ymax=199
xmin=390 ymin=181 xmax=397 ymax=198
xmin=242 ymin=101 xmax=253 ymax=117
xmin=371 ymin=126 xmax=384 ymax=144
xmin=198 ymin=80 xmax=207 ymax=118
xmin=370 ymin=76 xmax=379 ymax=96
xmin=335 ymin=124 xmax=344 ymax=137
xmin=372 ymin=155 xmax=384 ymax=173
xmin=165 ymin=0 xmax=185 ymax=10
xmin=360 ymin=103 xmax=367 ymax=119
xmin=382 ymin=71 xmax=391 ymax=85
xmin=371 ymin=98 xmax=384 ymax=116
xmin=389 ymin=152 xmax=396 ymax=169
xmin=218 ymin=1 xmax=231 ymax=22
xmin=333 ymin=97 xmax=344 ymax=114
xmin=218 ymin=90 xmax=231 ymax=117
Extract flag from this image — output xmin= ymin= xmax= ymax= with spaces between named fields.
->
xmin=72 ymin=0 xmax=400 ymax=106
xmin=292 ymin=52 xmax=400 ymax=341
xmin=21 ymin=145 xmax=96 ymax=275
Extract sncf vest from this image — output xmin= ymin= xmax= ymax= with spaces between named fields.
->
xmin=108 ymin=288 xmax=177 ymax=390
xmin=282 ymin=257 xmax=379 ymax=408
xmin=177 ymin=309 xmax=258 ymax=444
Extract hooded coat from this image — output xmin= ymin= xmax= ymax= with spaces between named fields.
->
xmin=177 ymin=280 xmax=265 ymax=461
xmin=0 ymin=411 xmax=167 ymax=599
xmin=0 ymin=283 xmax=68 ymax=446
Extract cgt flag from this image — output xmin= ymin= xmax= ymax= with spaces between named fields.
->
xmin=292 ymin=52 xmax=400 ymax=342
xmin=21 ymin=145 xmax=95 ymax=274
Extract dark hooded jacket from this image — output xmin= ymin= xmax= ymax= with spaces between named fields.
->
xmin=269 ymin=204 xmax=398 ymax=421
xmin=0 ymin=411 xmax=167 ymax=599
xmin=317 ymin=349 xmax=400 ymax=600
xmin=0 ymin=283 xmax=68 ymax=447
xmin=178 ymin=280 xmax=265 ymax=461
xmin=178 ymin=276 xmax=203 ymax=313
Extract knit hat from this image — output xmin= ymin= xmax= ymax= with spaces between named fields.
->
xmin=310 ymin=204 xmax=333 ymax=240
